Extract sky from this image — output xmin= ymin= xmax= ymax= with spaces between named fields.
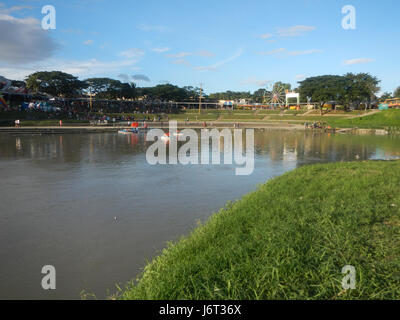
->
xmin=0 ymin=0 xmax=399 ymax=94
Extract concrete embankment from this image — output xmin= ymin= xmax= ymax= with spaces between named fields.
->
xmin=0 ymin=122 xmax=305 ymax=134
xmin=0 ymin=126 xmax=119 ymax=135
xmin=0 ymin=122 xmax=390 ymax=135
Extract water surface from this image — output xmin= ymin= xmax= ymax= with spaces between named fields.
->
xmin=0 ymin=130 xmax=399 ymax=299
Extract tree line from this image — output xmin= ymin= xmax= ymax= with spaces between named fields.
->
xmin=8 ymin=71 xmax=400 ymax=107
xmin=23 ymin=71 xmax=203 ymax=101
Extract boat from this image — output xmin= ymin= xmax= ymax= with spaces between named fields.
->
xmin=118 ymin=128 xmax=139 ymax=134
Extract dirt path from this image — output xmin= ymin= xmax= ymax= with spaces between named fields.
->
xmin=299 ymin=109 xmax=316 ymax=116
xmin=349 ymin=110 xmax=381 ymax=119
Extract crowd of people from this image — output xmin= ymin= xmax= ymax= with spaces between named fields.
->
xmin=1 ymin=97 xmax=186 ymax=122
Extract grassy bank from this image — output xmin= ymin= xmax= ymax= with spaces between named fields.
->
xmin=19 ymin=120 xmax=89 ymax=126
xmin=118 ymin=161 xmax=400 ymax=300
xmin=3 ymin=109 xmax=400 ymax=129
xmin=326 ymin=109 xmax=400 ymax=129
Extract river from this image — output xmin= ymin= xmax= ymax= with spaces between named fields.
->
xmin=0 ymin=130 xmax=399 ymax=299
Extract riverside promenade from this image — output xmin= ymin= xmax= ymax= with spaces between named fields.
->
xmin=0 ymin=122 xmax=389 ymax=135
xmin=0 ymin=121 xmax=305 ymax=134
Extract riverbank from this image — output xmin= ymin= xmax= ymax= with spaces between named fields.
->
xmin=1 ymin=109 xmax=399 ymax=131
xmin=117 ymin=160 xmax=400 ymax=300
xmin=0 ymin=123 xmax=392 ymax=135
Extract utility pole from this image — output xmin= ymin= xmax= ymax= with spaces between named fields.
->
xmin=199 ymin=83 xmax=203 ymax=115
xmin=89 ymin=83 xmax=93 ymax=111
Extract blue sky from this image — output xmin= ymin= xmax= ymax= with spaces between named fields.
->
xmin=0 ymin=0 xmax=399 ymax=94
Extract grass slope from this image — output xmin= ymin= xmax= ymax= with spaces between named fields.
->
xmin=326 ymin=109 xmax=400 ymax=129
xmin=118 ymin=161 xmax=400 ymax=300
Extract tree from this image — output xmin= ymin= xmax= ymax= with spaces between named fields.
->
xmin=119 ymin=82 xmax=137 ymax=99
xmin=84 ymin=78 xmax=125 ymax=99
xmin=208 ymin=91 xmax=252 ymax=101
xmin=141 ymin=84 xmax=191 ymax=101
xmin=83 ymin=78 xmax=137 ymax=100
xmin=26 ymin=71 xmax=86 ymax=97
xmin=11 ymin=80 xmax=26 ymax=88
xmin=380 ymin=92 xmax=392 ymax=101
xmin=183 ymin=86 xmax=202 ymax=101
xmin=298 ymin=75 xmax=347 ymax=112
xmin=343 ymin=73 xmax=380 ymax=110
xmin=394 ymin=87 xmax=400 ymax=98
xmin=253 ymin=88 xmax=267 ymax=103
xmin=272 ymin=81 xmax=291 ymax=92
xmin=298 ymin=73 xmax=381 ymax=111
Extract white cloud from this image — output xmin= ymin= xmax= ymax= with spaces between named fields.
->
xmin=256 ymin=48 xmax=323 ymax=56
xmin=288 ymin=49 xmax=323 ymax=56
xmin=276 ymin=25 xmax=315 ymax=37
xmin=197 ymin=50 xmax=214 ymax=57
xmin=344 ymin=58 xmax=374 ymax=65
xmin=83 ymin=39 xmax=94 ymax=45
xmin=0 ymin=9 xmax=58 ymax=64
xmin=195 ymin=49 xmax=243 ymax=71
xmin=260 ymin=33 xmax=272 ymax=39
xmin=0 ymin=4 xmax=32 ymax=15
xmin=172 ymin=59 xmax=191 ymax=66
xmin=120 ymin=48 xmax=145 ymax=59
xmin=166 ymin=52 xmax=192 ymax=58
xmin=0 ymin=58 xmax=141 ymax=80
xmin=295 ymin=74 xmax=306 ymax=81
xmin=256 ymin=48 xmax=286 ymax=55
xmin=152 ymin=47 xmax=170 ymax=53
xmin=166 ymin=50 xmax=214 ymax=59
xmin=241 ymin=77 xmax=273 ymax=87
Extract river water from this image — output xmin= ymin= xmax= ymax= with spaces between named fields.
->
xmin=0 ymin=130 xmax=399 ymax=299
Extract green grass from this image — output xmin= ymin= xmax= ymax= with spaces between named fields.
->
xmin=266 ymin=116 xmax=352 ymax=122
xmin=117 ymin=161 xmax=400 ymax=300
xmin=4 ymin=109 xmax=400 ymax=130
xmin=326 ymin=109 xmax=400 ymax=129
xmin=220 ymin=115 xmax=266 ymax=121
xmin=257 ymin=110 xmax=283 ymax=114
xmin=20 ymin=120 xmax=89 ymax=126
xmin=168 ymin=114 xmax=219 ymax=121
xmin=185 ymin=110 xmax=248 ymax=114
xmin=284 ymin=110 xmax=307 ymax=115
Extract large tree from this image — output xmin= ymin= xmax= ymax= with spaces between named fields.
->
xmin=343 ymin=73 xmax=380 ymax=109
xmin=119 ymin=82 xmax=137 ymax=99
xmin=208 ymin=91 xmax=252 ymax=101
xmin=394 ymin=86 xmax=400 ymax=98
xmin=298 ymin=73 xmax=380 ymax=110
xmin=26 ymin=71 xmax=86 ymax=97
xmin=140 ymin=84 xmax=191 ymax=101
xmin=84 ymin=78 xmax=126 ymax=100
xmin=272 ymin=81 xmax=291 ymax=92
xmin=298 ymin=75 xmax=347 ymax=107
xmin=253 ymin=88 xmax=267 ymax=103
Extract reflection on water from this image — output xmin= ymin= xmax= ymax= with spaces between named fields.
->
xmin=0 ymin=130 xmax=399 ymax=299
